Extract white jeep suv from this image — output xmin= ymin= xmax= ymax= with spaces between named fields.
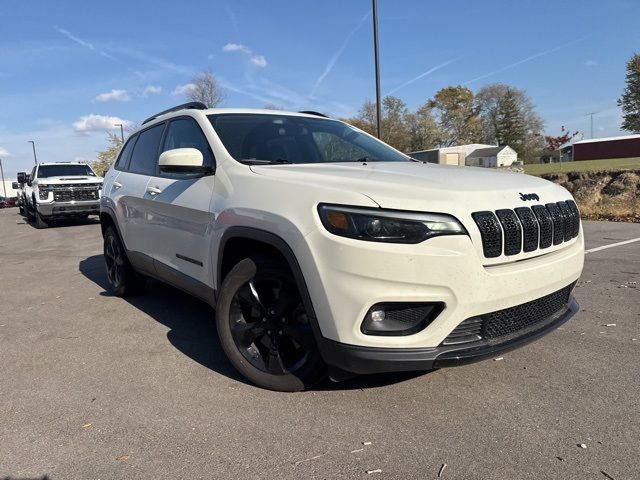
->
xmin=100 ymin=102 xmax=584 ymax=391
xmin=19 ymin=162 xmax=103 ymax=228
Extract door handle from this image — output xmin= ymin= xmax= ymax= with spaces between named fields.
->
xmin=112 ymin=181 xmax=123 ymax=189
xmin=147 ymin=186 xmax=162 ymax=196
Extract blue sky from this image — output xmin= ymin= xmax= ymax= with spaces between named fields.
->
xmin=1 ymin=0 xmax=638 ymax=175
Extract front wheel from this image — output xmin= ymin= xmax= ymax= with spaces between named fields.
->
xmin=216 ymin=255 xmax=326 ymax=391
xmin=103 ymin=225 xmax=145 ymax=296
xmin=34 ymin=211 xmax=49 ymax=229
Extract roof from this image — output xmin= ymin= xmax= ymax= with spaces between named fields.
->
xmin=408 ymin=144 xmax=496 ymax=155
xmin=573 ymin=134 xmax=640 ymax=145
xmin=466 ymin=146 xmax=511 ymax=157
xmin=146 ymin=106 xmax=333 ymax=126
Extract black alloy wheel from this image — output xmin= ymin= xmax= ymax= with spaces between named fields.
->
xmin=216 ymin=256 xmax=325 ymax=391
xmin=103 ymin=225 xmax=145 ymax=296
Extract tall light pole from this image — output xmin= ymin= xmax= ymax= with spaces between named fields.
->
xmin=114 ymin=123 xmax=124 ymax=142
xmin=372 ymin=0 xmax=382 ymax=139
xmin=28 ymin=140 xmax=38 ymax=164
xmin=0 ymin=158 xmax=6 ymax=198
xmin=586 ymin=112 xmax=597 ymax=139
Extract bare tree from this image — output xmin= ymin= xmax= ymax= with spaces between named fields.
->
xmin=187 ymin=71 xmax=225 ymax=107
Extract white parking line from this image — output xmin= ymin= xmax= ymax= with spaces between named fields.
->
xmin=585 ymin=237 xmax=640 ymax=254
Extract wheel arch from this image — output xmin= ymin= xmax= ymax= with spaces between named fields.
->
xmin=217 ymin=227 xmax=319 ymax=327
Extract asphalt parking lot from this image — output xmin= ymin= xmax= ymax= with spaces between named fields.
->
xmin=0 ymin=209 xmax=638 ymax=480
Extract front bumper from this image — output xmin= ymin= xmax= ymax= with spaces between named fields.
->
xmin=298 ymin=225 xmax=584 ymax=349
xmin=37 ymin=200 xmax=100 ymax=217
xmin=318 ymin=296 xmax=578 ymax=374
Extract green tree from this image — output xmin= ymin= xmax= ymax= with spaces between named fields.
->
xmin=476 ymin=83 xmax=545 ymax=163
xmin=496 ymin=88 xmax=526 ymax=150
xmin=405 ymin=103 xmax=441 ymax=152
xmin=428 ymin=86 xmax=481 ymax=146
xmin=618 ymin=53 xmax=640 ymax=133
xmin=92 ymin=132 xmax=123 ymax=176
xmin=342 ymin=96 xmax=412 ymax=151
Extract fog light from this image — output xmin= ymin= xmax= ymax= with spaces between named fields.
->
xmin=361 ymin=302 xmax=445 ymax=336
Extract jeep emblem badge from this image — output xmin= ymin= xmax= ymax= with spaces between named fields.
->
xmin=519 ymin=192 xmax=540 ymax=202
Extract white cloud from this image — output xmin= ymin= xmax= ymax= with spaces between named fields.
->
xmin=223 ymin=43 xmax=250 ymax=53
xmin=95 ymin=89 xmax=130 ymax=102
xmin=73 ymin=114 xmax=131 ymax=135
xmin=171 ymin=83 xmax=197 ymax=96
xmin=0 ymin=146 xmax=11 ymax=157
xmin=142 ymin=85 xmax=162 ymax=97
xmin=584 ymin=59 xmax=598 ymax=67
xmin=250 ymin=55 xmax=267 ymax=68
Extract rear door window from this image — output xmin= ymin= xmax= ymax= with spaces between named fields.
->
xmin=128 ymin=123 xmax=165 ymax=175
xmin=115 ymin=135 xmax=138 ymax=171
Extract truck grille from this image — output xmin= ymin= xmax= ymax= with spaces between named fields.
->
xmin=473 ymin=201 xmax=580 ymax=258
xmin=443 ymin=283 xmax=575 ymax=345
xmin=53 ymin=188 xmax=99 ymax=202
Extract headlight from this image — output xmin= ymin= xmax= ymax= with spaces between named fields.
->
xmin=318 ymin=204 xmax=466 ymax=243
xmin=38 ymin=185 xmax=51 ymax=200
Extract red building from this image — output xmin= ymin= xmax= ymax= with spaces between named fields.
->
xmin=573 ymin=134 xmax=640 ymax=161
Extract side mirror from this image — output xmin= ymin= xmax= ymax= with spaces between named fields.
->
xmin=158 ymin=148 xmax=210 ymax=174
xmin=12 ymin=182 xmax=19 ymax=189
xmin=17 ymin=172 xmax=26 ymax=184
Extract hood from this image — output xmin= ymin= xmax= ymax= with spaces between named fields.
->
xmin=36 ymin=176 xmax=103 ymax=185
xmin=249 ymin=162 xmax=570 ymax=212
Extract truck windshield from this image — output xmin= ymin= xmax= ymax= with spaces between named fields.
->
xmin=208 ymin=113 xmax=409 ymax=165
xmin=37 ymin=164 xmax=96 ymax=178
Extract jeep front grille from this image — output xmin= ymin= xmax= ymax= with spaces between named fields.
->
xmin=472 ymin=200 xmax=580 ymax=258
xmin=443 ymin=283 xmax=575 ymax=345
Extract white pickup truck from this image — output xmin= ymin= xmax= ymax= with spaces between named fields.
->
xmin=19 ymin=162 xmax=103 ymax=228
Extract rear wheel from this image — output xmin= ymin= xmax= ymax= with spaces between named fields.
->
xmin=103 ymin=225 xmax=145 ymax=296
xmin=216 ymin=255 xmax=326 ymax=391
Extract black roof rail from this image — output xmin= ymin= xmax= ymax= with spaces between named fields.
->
xmin=142 ymin=102 xmax=208 ymax=125
xmin=298 ymin=110 xmax=329 ymax=118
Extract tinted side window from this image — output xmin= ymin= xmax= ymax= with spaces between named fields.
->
xmin=162 ymin=118 xmax=214 ymax=168
xmin=115 ymin=135 xmax=138 ymax=171
xmin=128 ymin=124 xmax=165 ymax=175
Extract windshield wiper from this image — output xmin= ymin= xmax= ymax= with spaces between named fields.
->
xmin=241 ymin=158 xmax=292 ymax=165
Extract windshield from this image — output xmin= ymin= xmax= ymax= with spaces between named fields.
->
xmin=208 ymin=114 xmax=409 ymax=164
xmin=37 ymin=164 xmax=96 ymax=178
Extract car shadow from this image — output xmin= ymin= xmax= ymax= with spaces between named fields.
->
xmin=78 ymin=254 xmax=429 ymax=391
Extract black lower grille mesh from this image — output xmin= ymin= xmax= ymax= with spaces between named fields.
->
xmin=482 ymin=283 xmax=574 ymax=340
xmin=443 ymin=283 xmax=574 ymax=345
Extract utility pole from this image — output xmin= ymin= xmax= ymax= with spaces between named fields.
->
xmin=115 ymin=123 xmax=124 ymax=142
xmin=0 ymin=158 xmax=6 ymax=198
xmin=586 ymin=112 xmax=597 ymax=139
xmin=372 ymin=0 xmax=382 ymax=139
xmin=28 ymin=140 xmax=38 ymax=164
